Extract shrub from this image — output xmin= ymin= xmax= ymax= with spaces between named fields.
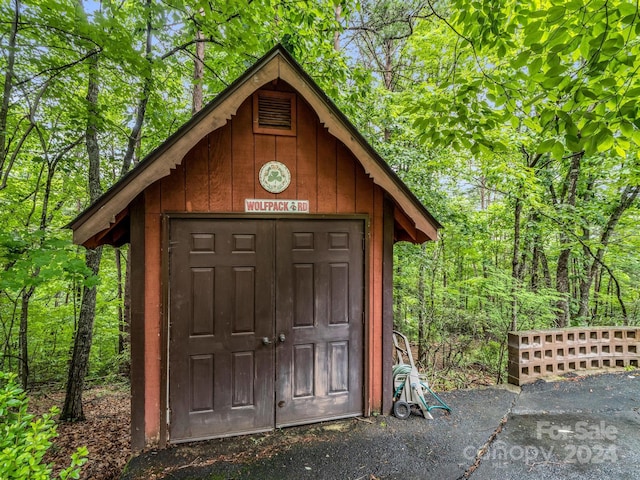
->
xmin=0 ymin=372 xmax=87 ymax=480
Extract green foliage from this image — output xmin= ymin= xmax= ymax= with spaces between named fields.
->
xmin=471 ymin=340 xmax=503 ymax=377
xmin=0 ymin=0 xmax=357 ymax=387
xmin=402 ymin=1 xmax=639 ymax=321
xmin=416 ymin=0 xmax=640 ymax=158
xmin=1 ymin=0 xmax=639 ymax=395
xmin=0 ymin=231 xmax=92 ymax=292
xmin=0 ymin=373 xmax=87 ymax=480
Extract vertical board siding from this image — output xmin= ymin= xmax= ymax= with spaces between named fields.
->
xmin=371 ymin=185 xmax=385 ymax=411
xmin=336 ymin=143 xmax=356 ymax=213
xmin=254 ymin=134 xmax=276 ymax=199
xmin=144 ymin=182 xmax=162 ymax=442
xmin=184 ymin=137 xmax=209 ymax=212
xmin=143 ymin=89 xmax=390 ymax=444
xmin=355 ymin=161 xmax=375 ymax=214
xmin=316 ymin=126 xmax=337 ymax=213
xmin=161 ymin=163 xmax=186 ymax=212
xmin=354 ymin=162 xmax=375 ymax=414
xmin=209 ymin=125 xmax=233 ymax=211
xmin=296 ymin=98 xmax=318 ymax=212
xmin=231 ymin=99 xmax=255 ymax=210
xmin=382 ymin=197 xmax=395 ymax=415
xmin=129 ymin=195 xmax=146 ymax=450
xmin=276 ymin=135 xmax=297 ymax=198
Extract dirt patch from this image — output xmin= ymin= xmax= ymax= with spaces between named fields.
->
xmin=29 ymin=385 xmax=131 ymax=480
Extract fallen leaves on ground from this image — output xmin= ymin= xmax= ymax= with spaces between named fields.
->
xmin=30 ymin=385 xmax=131 ymax=480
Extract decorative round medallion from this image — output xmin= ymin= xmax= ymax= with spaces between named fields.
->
xmin=259 ymin=161 xmax=291 ymax=194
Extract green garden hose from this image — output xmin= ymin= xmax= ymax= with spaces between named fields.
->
xmin=392 ymin=363 xmax=451 ymax=412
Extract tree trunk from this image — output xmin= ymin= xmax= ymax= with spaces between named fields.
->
xmin=116 ymin=248 xmax=124 ymax=355
xmin=441 ymin=235 xmax=447 ymax=289
xmin=333 ymin=4 xmax=342 ymax=51
xmin=427 ymin=244 xmax=440 ymax=348
xmin=510 ymin=197 xmax=523 ymax=331
xmin=1 ymin=295 xmax=19 ymax=372
xmin=0 ymin=0 xmax=19 ymax=183
xmin=576 ymin=177 xmax=595 ymax=322
xmin=121 ymin=0 xmax=152 ymax=176
xmin=382 ymin=37 xmax=395 ymax=141
xmin=393 ymin=262 xmax=402 ymax=330
xmin=18 ymin=287 xmax=35 ymax=389
xmin=554 ymin=152 xmax=582 ymax=326
xmin=531 ymin=236 xmax=540 ymax=291
xmin=15 ymin=140 xmax=69 ymax=388
xmin=61 ymin=47 xmax=102 ymax=422
xmin=540 ymin=248 xmax=551 ymax=288
xmin=592 ymin=264 xmax=604 ymax=322
xmin=192 ymin=29 xmax=205 ymax=115
xmin=417 ymin=244 xmax=427 ymax=363
xmin=61 ymin=247 xmax=102 ymax=420
xmin=120 ymin=248 xmax=131 ymax=376
xmin=606 ymin=276 xmax=613 ymax=319
xmin=577 ymin=258 xmax=592 ymax=323
xmin=555 ymin=248 xmax=571 ymax=328
xmin=576 ymin=185 xmax=640 ymax=320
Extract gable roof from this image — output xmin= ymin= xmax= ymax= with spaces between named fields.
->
xmin=68 ymin=44 xmax=441 ymax=246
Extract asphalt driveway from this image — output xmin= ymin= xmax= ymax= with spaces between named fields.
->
xmin=121 ymin=370 xmax=639 ymax=480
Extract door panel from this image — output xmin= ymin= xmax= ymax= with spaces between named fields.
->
xmin=169 ymin=218 xmax=364 ymax=441
xmin=169 ymin=219 xmax=275 ymax=441
xmin=275 ymin=220 xmax=364 ymax=426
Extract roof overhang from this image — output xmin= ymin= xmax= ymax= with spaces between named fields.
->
xmin=68 ymin=45 xmax=441 ymax=246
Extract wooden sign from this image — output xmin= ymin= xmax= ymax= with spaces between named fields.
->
xmin=245 ymin=199 xmax=309 ymax=213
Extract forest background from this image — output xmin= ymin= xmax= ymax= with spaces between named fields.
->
xmin=1 ymin=0 xmax=639 ymax=415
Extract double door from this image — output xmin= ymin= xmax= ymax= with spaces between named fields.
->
xmin=168 ymin=218 xmax=364 ymax=442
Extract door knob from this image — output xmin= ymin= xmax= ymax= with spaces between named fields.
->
xmin=262 ymin=337 xmax=272 ymax=345
xmin=278 ymin=333 xmax=286 ymax=343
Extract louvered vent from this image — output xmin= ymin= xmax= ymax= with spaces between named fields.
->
xmin=259 ymin=94 xmax=291 ymax=128
xmin=253 ymin=91 xmax=296 ymax=136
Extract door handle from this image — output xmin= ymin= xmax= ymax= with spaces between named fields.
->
xmin=262 ymin=337 xmax=272 ymax=346
xmin=278 ymin=333 xmax=286 ymax=343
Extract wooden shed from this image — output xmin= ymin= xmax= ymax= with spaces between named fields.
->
xmin=68 ymin=45 xmax=440 ymax=449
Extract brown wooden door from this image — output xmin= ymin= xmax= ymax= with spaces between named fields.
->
xmin=169 ymin=218 xmax=363 ymax=442
xmin=169 ymin=219 xmax=275 ymax=441
xmin=275 ymin=220 xmax=364 ymax=426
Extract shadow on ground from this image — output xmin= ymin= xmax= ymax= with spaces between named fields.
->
xmin=121 ymin=370 xmax=639 ymax=480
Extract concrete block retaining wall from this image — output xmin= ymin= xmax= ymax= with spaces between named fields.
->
xmin=508 ymin=327 xmax=640 ymax=386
